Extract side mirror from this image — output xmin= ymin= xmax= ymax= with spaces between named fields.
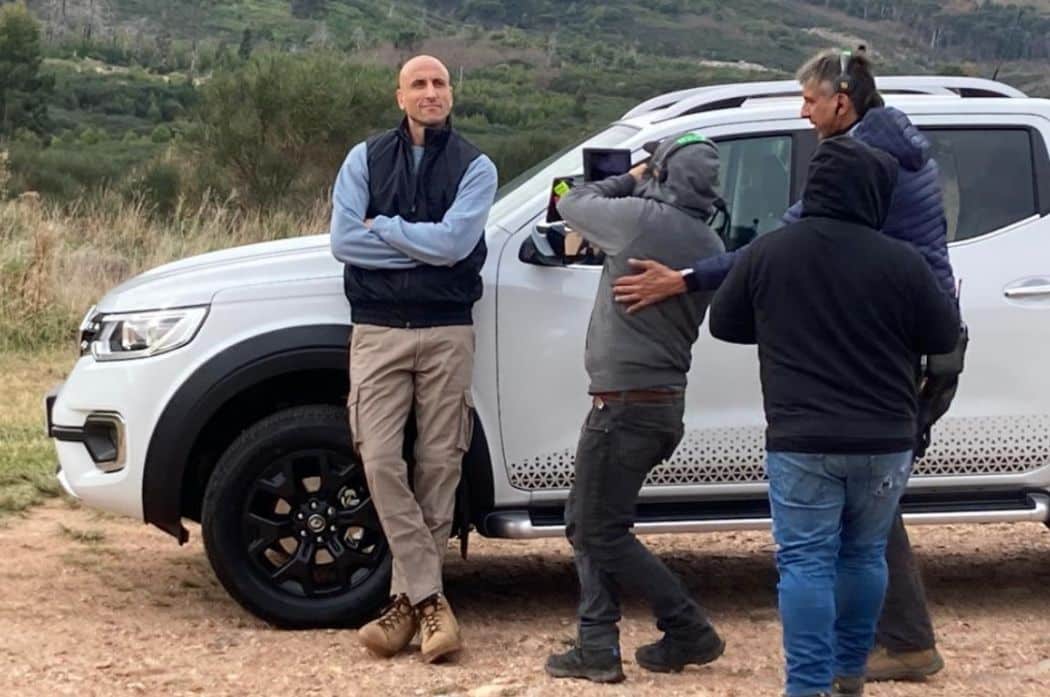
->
xmin=519 ymin=222 xmax=605 ymax=267
xmin=519 ymin=235 xmax=563 ymax=266
xmin=519 ymin=222 xmax=568 ymax=266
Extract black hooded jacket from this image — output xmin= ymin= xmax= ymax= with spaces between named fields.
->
xmin=709 ymin=137 xmax=961 ymax=454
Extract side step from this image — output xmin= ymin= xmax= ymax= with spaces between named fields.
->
xmin=481 ymin=493 xmax=1050 ymax=540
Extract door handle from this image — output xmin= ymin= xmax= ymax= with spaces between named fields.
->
xmin=1004 ymin=284 xmax=1050 ymax=299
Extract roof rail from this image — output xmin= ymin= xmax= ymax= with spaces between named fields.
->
xmin=622 ymin=76 xmax=1026 ymax=122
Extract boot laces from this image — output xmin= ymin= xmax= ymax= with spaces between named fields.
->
xmin=377 ymin=596 xmax=412 ymax=631
xmin=418 ymin=597 xmax=444 ymax=636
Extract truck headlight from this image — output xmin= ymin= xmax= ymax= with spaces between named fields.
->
xmin=85 ymin=307 xmax=208 ymax=361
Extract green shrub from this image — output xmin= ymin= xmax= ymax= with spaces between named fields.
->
xmin=128 ymin=159 xmax=181 ymax=217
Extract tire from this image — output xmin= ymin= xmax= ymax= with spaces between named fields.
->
xmin=202 ymin=405 xmax=390 ymax=628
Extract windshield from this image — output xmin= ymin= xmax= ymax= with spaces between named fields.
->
xmin=488 ymin=124 xmax=640 ymax=224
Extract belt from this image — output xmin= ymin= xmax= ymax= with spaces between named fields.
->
xmin=591 ymin=389 xmax=682 ymax=406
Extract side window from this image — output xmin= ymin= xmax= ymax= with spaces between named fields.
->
xmin=715 ymin=135 xmax=793 ymax=251
xmin=922 ymin=129 xmax=1037 ymax=242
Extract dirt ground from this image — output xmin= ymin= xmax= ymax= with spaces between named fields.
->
xmin=1 ymin=501 xmax=1049 ymax=697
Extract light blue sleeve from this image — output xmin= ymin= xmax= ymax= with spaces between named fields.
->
xmin=329 ymin=143 xmax=419 ymax=270
xmin=370 ymin=155 xmax=498 ymax=267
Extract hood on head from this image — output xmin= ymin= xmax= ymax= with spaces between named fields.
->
xmin=635 ymin=133 xmax=720 ymax=218
xmin=852 ymin=106 xmax=929 ymax=172
xmin=801 ymin=136 xmax=898 ymax=230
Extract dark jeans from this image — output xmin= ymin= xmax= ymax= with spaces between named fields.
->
xmin=873 ymin=372 xmax=959 ymax=653
xmin=876 ymin=509 xmax=937 ymax=652
xmin=564 ymin=396 xmax=715 ymax=651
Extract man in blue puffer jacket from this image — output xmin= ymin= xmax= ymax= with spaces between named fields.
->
xmin=613 ymin=49 xmax=956 ymax=685
xmin=780 ymin=101 xmax=955 ymax=298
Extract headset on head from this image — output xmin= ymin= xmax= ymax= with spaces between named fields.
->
xmin=836 ymin=49 xmax=854 ymax=95
xmin=835 ymin=44 xmax=869 ymax=96
xmin=651 ymin=132 xmax=710 ymax=183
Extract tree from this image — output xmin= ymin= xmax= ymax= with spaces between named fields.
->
xmin=146 ymin=94 xmax=162 ymax=121
xmin=35 ymin=0 xmax=111 ymax=44
xmin=195 ymin=51 xmax=396 ymax=206
xmin=290 ymin=0 xmax=328 ymax=19
xmin=79 ymin=127 xmax=101 ymax=145
xmin=393 ymin=29 xmax=422 ymax=52
xmin=188 ymin=1 xmax=217 ymax=78
xmin=154 ymin=30 xmax=172 ymax=71
xmin=238 ymin=28 xmax=254 ymax=61
xmin=307 ymin=21 xmax=331 ymax=49
xmin=0 ymin=2 xmax=53 ymax=137
xmin=350 ymin=25 xmax=367 ymax=52
xmin=213 ymin=39 xmax=233 ymax=69
xmin=83 ymin=0 xmax=111 ymax=42
xmin=460 ymin=0 xmax=506 ymax=24
xmin=572 ymin=88 xmax=586 ymax=119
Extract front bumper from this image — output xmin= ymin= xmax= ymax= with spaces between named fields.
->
xmin=44 ymin=384 xmax=77 ymax=500
xmin=47 ymin=380 xmax=127 ymax=467
xmin=44 ymin=352 xmax=177 ymax=522
xmin=44 ymin=383 xmax=60 ymax=439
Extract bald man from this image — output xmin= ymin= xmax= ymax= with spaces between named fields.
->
xmin=330 ymin=55 xmax=498 ymax=663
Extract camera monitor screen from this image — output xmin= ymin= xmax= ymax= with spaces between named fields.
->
xmin=583 ymin=148 xmax=632 ymax=182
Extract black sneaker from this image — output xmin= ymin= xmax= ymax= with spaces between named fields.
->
xmin=545 ymin=645 xmax=626 ymax=683
xmin=635 ymin=629 xmax=725 ymax=673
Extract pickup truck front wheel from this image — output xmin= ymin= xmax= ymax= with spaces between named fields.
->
xmin=202 ymin=405 xmax=390 ymax=628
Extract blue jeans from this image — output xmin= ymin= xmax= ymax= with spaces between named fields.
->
xmin=767 ymin=450 xmax=912 ymax=697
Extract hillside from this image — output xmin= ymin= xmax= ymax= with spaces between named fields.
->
xmin=1 ymin=0 xmax=1048 ymax=355
xmin=3 ymin=0 xmax=1047 ymax=204
xmin=21 ymin=1 xmax=1050 ymax=90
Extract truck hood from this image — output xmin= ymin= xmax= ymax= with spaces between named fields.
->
xmin=97 ymin=234 xmax=343 ymax=313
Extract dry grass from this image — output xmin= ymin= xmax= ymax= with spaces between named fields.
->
xmin=56 ymin=523 xmax=107 ymax=544
xmin=0 ymin=190 xmax=331 ymax=350
xmin=0 ymin=189 xmax=331 ymax=513
xmin=0 ymin=347 xmax=71 ymax=514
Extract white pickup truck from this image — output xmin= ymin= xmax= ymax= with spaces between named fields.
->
xmin=46 ymin=75 xmax=1050 ymax=628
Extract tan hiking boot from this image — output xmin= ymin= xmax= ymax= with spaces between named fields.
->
xmin=358 ymin=595 xmax=417 ymax=657
xmin=416 ymin=593 xmax=462 ymax=663
xmin=865 ymin=646 xmax=944 ymax=682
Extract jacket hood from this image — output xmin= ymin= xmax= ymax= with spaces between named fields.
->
xmin=801 ymin=136 xmax=899 ymax=230
xmin=852 ymin=106 xmax=930 ymax=172
xmin=634 ymin=134 xmax=720 ymax=218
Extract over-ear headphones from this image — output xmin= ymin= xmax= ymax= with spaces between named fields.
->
xmin=652 ymin=132 xmax=709 ymax=182
xmin=835 ymin=49 xmax=854 ymax=95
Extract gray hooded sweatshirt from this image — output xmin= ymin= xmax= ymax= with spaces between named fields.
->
xmin=557 ymin=137 xmax=725 ymax=392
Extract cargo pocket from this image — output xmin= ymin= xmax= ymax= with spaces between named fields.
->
xmin=347 ymin=385 xmax=363 ymax=455
xmin=457 ymin=390 xmax=475 ymax=453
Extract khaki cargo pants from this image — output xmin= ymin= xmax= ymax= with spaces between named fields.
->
xmin=348 ymin=323 xmax=474 ymax=605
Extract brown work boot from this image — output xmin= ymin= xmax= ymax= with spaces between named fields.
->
xmin=358 ymin=594 xmax=417 ymax=658
xmin=865 ymin=646 xmax=944 ymax=682
xmin=417 ymin=593 xmax=462 ymax=663
xmin=831 ymin=675 xmax=865 ymax=696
